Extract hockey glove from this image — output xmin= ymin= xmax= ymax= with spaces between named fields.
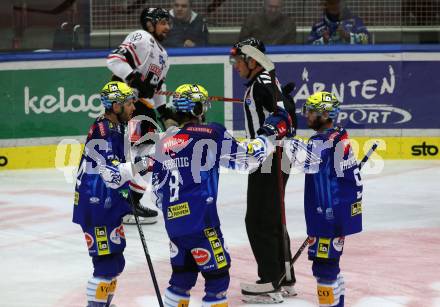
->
xmin=243 ymin=136 xmax=270 ymax=164
xmin=258 ymin=107 xmax=294 ymax=139
xmin=127 ymin=71 xmax=155 ymax=98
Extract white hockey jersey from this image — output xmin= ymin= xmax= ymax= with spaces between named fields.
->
xmin=107 ymin=30 xmax=169 ymax=108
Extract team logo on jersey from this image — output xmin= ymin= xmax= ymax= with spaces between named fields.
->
xmin=332 ymin=237 xmax=345 ymax=252
xmin=351 ymin=202 xmax=362 ymax=216
xmin=110 ymin=225 xmax=125 ymax=245
xmin=169 ymin=241 xmax=179 ymax=258
xmin=317 ymin=238 xmax=330 ymax=259
xmin=89 ymin=197 xmax=100 ymax=204
xmin=130 ymin=32 xmax=142 ymax=42
xmin=84 ymin=232 xmax=94 ymax=249
xmin=191 ymin=248 xmax=211 ymax=265
xmin=167 ymin=202 xmax=191 ymax=219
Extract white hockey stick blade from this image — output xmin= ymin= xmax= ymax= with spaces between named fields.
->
xmin=241 ymin=282 xmax=277 ymax=294
xmin=241 ymin=45 xmax=275 ymax=72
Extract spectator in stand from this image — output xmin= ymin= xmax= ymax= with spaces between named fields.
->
xmin=308 ymin=0 xmax=370 ymax=45
xmin=165 ymin=0 xmax=209 ymax=47
xmin=239 ymin=0 xmax=296 ymax=45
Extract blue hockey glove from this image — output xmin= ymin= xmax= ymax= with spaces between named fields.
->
xmin=258 ymin=107 xmax=294 ymax=139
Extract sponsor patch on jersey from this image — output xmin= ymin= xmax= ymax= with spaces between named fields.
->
xmin=169 ymin=241 xmax=179 ymax=258
xmin=95 ymin=226 xmax=110 ymax=256
xmin=110 ymin=225 xmax=125 ymax=244
xmin=351 ymin=202 xmax=362 ymax=216
xmin=149 ymin=64 xmax=162 ymax=77
xmin=317 ymin=238 xmax=330 ymax=259
xmin=89 ymin=197 xmax=100 ymax=204
xmin=204 ymin=227 xmax=217 ymax=238
xmin=214 ymin=251 xmax=227 ymax=268
xmin=318 ymin=285 xmax=335 ymax=305
xmin=332 ymin=237 xmax=345 ymax=252
xmin=167 ymin=202 xmax=190 ymax=220
xmin=307 ymin=236 xmax=317 ymax=246
xmin=84 ymin=232 xmax=94 ymax=249
xmin=204 ymin=227 xmax=227 ymax=269
xmin=162 ymin=134 xmax=190 ymax=153
xmin=191 ymin=248 xmax=211 ymax=266
xmin=96 ymin=281 xmax=111 ymax=300
xmin=74 ymin=192 xmax=79 ymax=205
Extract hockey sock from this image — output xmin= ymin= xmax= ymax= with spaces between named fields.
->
xmin=316 ymin=274 xmax=345 ymax=307
xmin=164 ymin=286 xmax=190 ymax=307
xmin=106 ymin=278 xmax=117 ymax=307
xmin=87 ymin=276 xmax=113 ymax=307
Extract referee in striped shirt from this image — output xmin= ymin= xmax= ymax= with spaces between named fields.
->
xmin=230 ymin=38 xmax=298 ymax=294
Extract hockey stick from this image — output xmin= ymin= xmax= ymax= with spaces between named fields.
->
xmin=241 ymin=45 xmax=293 ymax=283
xmin=155 ymin=90 xmax=243 ymax=103
xmin=241 ymin=141 xmax=380 ymax=294
xmin=127 ymin=151 xmax=164 ymax=307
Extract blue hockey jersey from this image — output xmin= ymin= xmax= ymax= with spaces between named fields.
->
xmin=73 ymin=116 xmax=132 ymax=255
xmin=308 ymin=9 xmax=369 ymax=45
xmin=304 ymin=126 xmax=362 ymax=237
xmin=151 ymin=122 xmax=251 ymax=239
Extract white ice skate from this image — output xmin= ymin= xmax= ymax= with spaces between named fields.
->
xmin=242 ymin=291 xmax=284 ymax=304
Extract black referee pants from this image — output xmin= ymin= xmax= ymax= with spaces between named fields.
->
xmin=245 ymin=151 xmax=296 ymax=284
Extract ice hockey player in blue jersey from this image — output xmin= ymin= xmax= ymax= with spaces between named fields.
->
xmin=308 ymin=0 xmax=369 ymax=45
xmin=141 ymin=83 xmax=292 ymax=307
xmin=301 ymin=91 xmax=363 ymax=307
xmin=72 ymin=81 xmax=138 ymax=307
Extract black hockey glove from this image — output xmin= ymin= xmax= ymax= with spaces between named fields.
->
xmin=258 ymin=107 xmax=294 ymax=139
xmin=127 ymin=72 xmax=155 ymax=99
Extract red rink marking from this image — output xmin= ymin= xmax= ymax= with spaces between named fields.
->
xmin=60 ymin=227 xmax=440 ymax=306
xmin=5 ymin=189 xmax=72 ymax=197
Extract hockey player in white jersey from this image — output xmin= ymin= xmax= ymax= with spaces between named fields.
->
xmin=107 ymin=8 xmax=176 ymax=225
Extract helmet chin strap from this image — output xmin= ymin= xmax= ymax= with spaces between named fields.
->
xmin=245 ymin=60 xmax=254 ymax=79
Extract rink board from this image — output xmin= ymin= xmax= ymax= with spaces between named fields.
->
xmin=0 ymin=45 xmax=439 ymax=169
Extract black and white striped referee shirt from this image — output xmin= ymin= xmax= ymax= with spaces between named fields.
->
xmin=243 ymin=70 xmax=290 ymax=139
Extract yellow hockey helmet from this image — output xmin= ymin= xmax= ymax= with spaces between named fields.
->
xmin=172 ymin=84 xmax=210 ymax=117
xmin=302 ymin=91 xmax=340 ymax=119
xmin=100 ymin=81 xmax=136 ymax=110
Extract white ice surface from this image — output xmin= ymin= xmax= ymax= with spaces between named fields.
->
xmin=1 ymin=160 xmax=440 ymax=307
